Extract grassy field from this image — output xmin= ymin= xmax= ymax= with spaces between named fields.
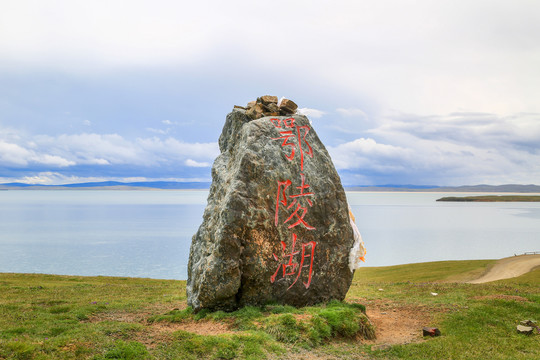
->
xmin=1 ymin=260 xmax=539 ymax=359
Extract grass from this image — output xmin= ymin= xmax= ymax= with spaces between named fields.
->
xmin=1 ymin=261 xmax=539 ymax=359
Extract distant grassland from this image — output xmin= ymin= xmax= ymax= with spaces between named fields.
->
xmin=1 ymin=260 xmax=539 ymax=359
xmin=437 ymin=195 xmax=540 ymax=202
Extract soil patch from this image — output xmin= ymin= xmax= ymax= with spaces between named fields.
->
xmin=87 ymin=303 xmax=185 ymax=323
xmin=357 ymin=299 xmax=435 ymax=347
xmin=88 ymin=300 xmax=432 ymax=351
xmin=148 ymin=320 xmax=235 ymax=336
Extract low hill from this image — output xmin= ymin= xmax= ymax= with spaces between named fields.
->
xmin=345 ymin=184 xmax=540 ymax=193
xmin=0 ymin=181 xmax=211 ymax=190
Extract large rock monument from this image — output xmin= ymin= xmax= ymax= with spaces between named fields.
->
xmin=187 ymin=96 xmax=365 ymax=312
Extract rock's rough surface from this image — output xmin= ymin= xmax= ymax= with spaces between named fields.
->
xmin=187 ymin=108 xmax=355 ymax=312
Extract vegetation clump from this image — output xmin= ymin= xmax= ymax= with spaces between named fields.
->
xmin=149 ymin=300 xmax=375 ymax=348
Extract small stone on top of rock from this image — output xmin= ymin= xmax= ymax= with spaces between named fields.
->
xmin=235 ymin=95 xmax=298 ymax=119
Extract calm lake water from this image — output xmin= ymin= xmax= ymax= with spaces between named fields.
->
xmin=0 ymin=190 xmax=539 ymax=280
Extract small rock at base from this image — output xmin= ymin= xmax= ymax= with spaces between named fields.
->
xmin=517 ymin=325 xmax=534 ymax=335
xmin=422 ymin=327 xmax=441 ymax=337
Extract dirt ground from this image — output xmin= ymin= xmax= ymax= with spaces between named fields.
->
xmin=360 ymin=298 xmax=433 ymax=348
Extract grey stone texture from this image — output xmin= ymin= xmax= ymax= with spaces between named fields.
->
xmin=187 ymin=110 xmax=355 ymax=312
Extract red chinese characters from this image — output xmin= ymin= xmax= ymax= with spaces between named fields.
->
xmin=274 ymin=174 xmax=315 ymax=230
xmin=270 ymin=117 xmax=318 ymax=290
xmin=270 ymin=234 xmax=316 ymax=290
xmin=271 ymin=117 xmax=313 ymax=171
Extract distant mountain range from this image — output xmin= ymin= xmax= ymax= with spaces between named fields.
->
xmin=344 ymin=184 xmax=540 ymax=193
xmin=1 ymin=181 xmax=540 ymax=193
xmin=0 ymin=181 xmax=211 ymax=190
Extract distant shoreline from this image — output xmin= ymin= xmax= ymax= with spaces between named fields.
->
xmin=437 ymin=195 xmax=540 ymax=202
xmin=2 ymin=182 xmax=540 ymax=193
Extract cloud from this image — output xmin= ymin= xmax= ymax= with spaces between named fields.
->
xmin=14 ymin=172 xmax=88 ymax=185
xmin=330 ymin=111 xmax=540 ymax=185
xmin=297 ymin=108 xmax=325 ymax=119
xmin=370 ymin=112 xmax=540 ymax=153
xmin=328 ymin=138 xmax=411 ymax=171
xmin=35 ymin=133 xmax=144 ymax=166
xmin=1 ymin=0 xmax=540 ymax=119
xmin=0 ymin=139 xmax=74 ymax=167
xmin=185 ymin=159 xmax=211 ymax=168
xmin=0 ymin=128 xmax=220 ymax=182
xmin=0 ymin=140 xmax=32 ymax=166
xmin=32 ymin=154 xmax=75 ymax=167
xmin=1 ymin=1 xmax=540 ymax=186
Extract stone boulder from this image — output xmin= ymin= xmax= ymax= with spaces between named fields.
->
xmin=187 ymin=105 xmax=357 ymax=312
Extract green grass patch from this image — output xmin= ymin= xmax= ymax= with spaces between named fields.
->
xmin=351 ymin=260 xmax=495 ymax=284
xmin=96 ymin=340 xmax=150 ymax=360
xmin=150 ymin=300 xmax=374 ymax=349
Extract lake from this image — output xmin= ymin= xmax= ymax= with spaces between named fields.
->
xmin=0 ymin=190 xmax=539 ymax=280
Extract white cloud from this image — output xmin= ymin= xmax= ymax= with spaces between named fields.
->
xmin=0 ymin=140 xmax=32 ymax=166
xmin=2 ymin=131 xmax=219 ymax=171
xmin=0 ymin=139 xmax=74 ymax=167
xmin=328 ymin=138 xmax=411 ymax=171
xmin=331 ymin=111 xmax=540 ymax=185
xmin=185 ymin=159 xmax=211 ymax=167
xmin=1 ymin=1 xmax=539 ymax=117
xmin=1 ymin=1 xmax=540 ymax=186
xmin=297 ymin=108 xmax=325 ymax=118
xmin=31 ymin=154 xmax=75 ymax=167
xmin=16 ymin=172 xmax=84 ymax=185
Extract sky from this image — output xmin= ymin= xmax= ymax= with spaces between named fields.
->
xmin=1 ymin=0 xmax=540 ymax=186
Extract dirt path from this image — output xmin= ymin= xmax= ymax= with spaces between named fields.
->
xmin=467 ymin=254 xmax=540 ymax=284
